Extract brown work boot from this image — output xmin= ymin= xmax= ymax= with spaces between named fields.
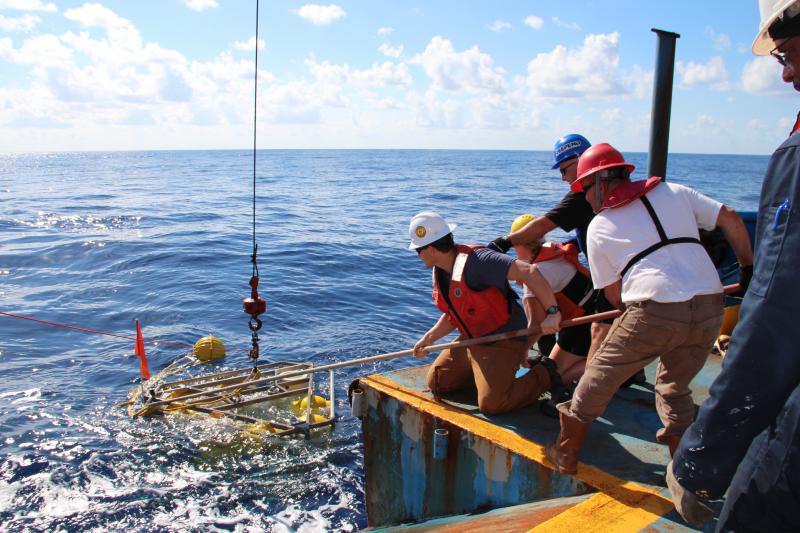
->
xmin=665 ymin=434 xmax=683 ymax=457
xmin=545 ymin=411 xmax=591 ymax=474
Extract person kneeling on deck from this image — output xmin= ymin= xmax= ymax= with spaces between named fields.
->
xmin=546 ymin=143 xmax=754 ymax=474
xmin=409 ymin=211 xmax=562 ymax=416
xmin=509 ymin=214 xmax=598 ymax=387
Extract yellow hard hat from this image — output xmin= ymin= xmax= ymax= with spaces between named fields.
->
xmin=510 ymin=213 xmax=536 ymax=234
xmin=193 ymin=335 xmax=226 ymax=362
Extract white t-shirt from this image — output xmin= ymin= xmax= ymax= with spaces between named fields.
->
xmin=523 ymin=257 xmax=576 ymax=299
xmin=587 ymin=181 xmax=723 ymax=304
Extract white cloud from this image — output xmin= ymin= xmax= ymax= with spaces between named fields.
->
xmin=377 ymin=26 xmax=393 ymax=37
xmin=486 ymin=20 xmax=511 ymax=32
xmin=0 ymin=0 xmax=56 ymax=12
xmin=677 ymin=56 xmax=729 ymax=90
xmin=777 ymin=116 xmax=793 ymax=134
xmin=306 ymin=58 xmax=412 ymax=89
xmin=0 ymin=4 xmax=268 ymax=129
xmin=412 ymin=36 xmax=506 ymax=94
xmin=0 ymin=33 xmax=72 ymax=66
xmin=64 ymin=3 xmax=133 ymax=33
xmin=705 ymin=27 xmax=731 ymax=51
xmin=0 ymin=13 xmax=39 ymax=30
xmin=526 ymin=33 xmax=627 ymax=100
xmin=551 ymin=16 xmax=580 ymax=31
xmin=601 ymin=107 xmax=623 ymax=123
xmin=295 ymin=4 xmax=345 ymax=25
xmin=378 ymin=43 xmax=403 ymax=58
xmin=625 ymin=64 xmax=653 ymax=100
xmin=234 ymin=36 xmax=265 ymax=51
xmin=523 ymin=15 xmax=543 ymax=30
xmin=741 ymin=56 xmax=791 ymax=95
xmin=178 ymin=0 xmax=218 ymax=11
xmin=410 ymin=89 xmax=464 ymax=129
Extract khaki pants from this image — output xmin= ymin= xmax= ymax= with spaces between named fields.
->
xmin=558 ymin=293 xmax=723 ymax=441
xmin=426 ymin=338 xmax=550 ymax=415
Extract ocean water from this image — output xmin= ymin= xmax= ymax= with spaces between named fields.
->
xmin=0 ymin=149 xmax=766 ymax=531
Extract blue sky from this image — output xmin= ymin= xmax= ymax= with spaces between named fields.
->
xmin=0 ymin=0 xmax=794 ymax=154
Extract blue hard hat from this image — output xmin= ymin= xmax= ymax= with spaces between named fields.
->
xmin=551 ymin=133 xmax=591 ymax=169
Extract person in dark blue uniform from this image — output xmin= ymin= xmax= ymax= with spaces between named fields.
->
xmin=666 ymin=2 xmax=800 ymax=530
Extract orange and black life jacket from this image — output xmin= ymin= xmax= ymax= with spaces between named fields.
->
xmin=532 ymin=242 xmax=592 ymax=320
xmin=432 ymin=244 xmax=515 ymax=338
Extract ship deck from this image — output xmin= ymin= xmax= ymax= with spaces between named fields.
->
xmin=360 ymin=354 xmax=724 ymax=532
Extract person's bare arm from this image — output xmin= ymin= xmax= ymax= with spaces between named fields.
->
xmin=509 ymin=216 xmax=557 ymax=246
xmin=603 ymin=280 xmax=624 ymax=310
xmin=716 ymin=205 xmax=754 ymax=268
xmin=413 ymin=314 xmax=456 ymax=357
xmin=508 ymin=261 xmax=560 ymax=334
xmin=524 ymin=296 xmax=546 ymax=358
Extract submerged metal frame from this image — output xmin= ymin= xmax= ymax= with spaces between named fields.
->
xmin=133 ymin=360 xmax=336 ymax=438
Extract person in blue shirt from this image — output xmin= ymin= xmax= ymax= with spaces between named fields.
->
xmin=666 ymin=2 xmax=800 ymax=529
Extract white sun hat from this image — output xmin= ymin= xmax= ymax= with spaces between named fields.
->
xmin=408 ymin=211 xmax=457 ymax=250
xmin=753 ymin=0 xmax=800 ymax=55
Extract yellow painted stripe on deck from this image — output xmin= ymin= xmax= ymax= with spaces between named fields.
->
xmin=528 ymin=490 xmax=673 ymax=532
xmin=362 ymin=374 xmax=674 ymax=529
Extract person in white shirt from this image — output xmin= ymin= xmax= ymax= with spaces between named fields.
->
xmin=545 ymin=143 xmax=753 ymax=476
xmin=509 ymin=214 xmax=597 ymax=385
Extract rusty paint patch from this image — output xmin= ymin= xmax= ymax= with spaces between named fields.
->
xmin=361 ymin=374 xmax=676 ymax=524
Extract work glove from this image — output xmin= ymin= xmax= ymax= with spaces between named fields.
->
xmin=487 ymin=235 xmax=512 ymax=254
xmin=738 ymin=264 xmax=753 ymax=294
xmin=665 ymin=460 xmax=713 ymax=528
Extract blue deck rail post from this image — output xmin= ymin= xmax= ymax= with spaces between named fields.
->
xmin=648 ymin=28 xmax=680 ymax=181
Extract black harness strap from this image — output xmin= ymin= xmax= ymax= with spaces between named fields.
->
xmin=560 ymin=270 xmax=594 ymax=309
xmin=620 ymin=195 xmax=703 ymax=279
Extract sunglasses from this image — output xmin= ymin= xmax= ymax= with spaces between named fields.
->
xmin=415 ymin=244 xmax=430 ymax=255
xmin=559 ymin=159 xmax=578 ymax=177
xmin=771 ymin=37 xmax=795 ymax=67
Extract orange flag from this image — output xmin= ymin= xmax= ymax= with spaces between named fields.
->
xmin=134 ymin=319 xmax=151 ymax=380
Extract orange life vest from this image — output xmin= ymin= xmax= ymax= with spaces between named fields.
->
xmin=601 ymin=175 xmax=662 ymax=210
xmin=532 ymin=242 xmax=592 ymax=320
xmin=432 ymin=244 xmax=513 ymax=338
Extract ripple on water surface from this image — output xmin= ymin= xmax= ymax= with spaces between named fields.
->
xmin=0 ymin=149 xmax=768 ymax=531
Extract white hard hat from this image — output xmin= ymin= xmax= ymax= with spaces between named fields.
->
xmin=753 ymin=0 xmax=800 ymax=55
xmin=408 ymin=211 xmax=457 ymax=250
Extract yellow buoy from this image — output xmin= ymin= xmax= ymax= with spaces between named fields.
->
xmin=296 ymin=413 xmax=331 ymax=424
xmin=193 ymin=335 xmax=226 ymax=362
xmin=291 ymin=395 xmax=330 ymax=413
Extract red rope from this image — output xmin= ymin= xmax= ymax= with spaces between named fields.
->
xmin=0 ymin=311 xmax=194 ymax=350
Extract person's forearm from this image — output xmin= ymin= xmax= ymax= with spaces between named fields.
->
xmin=603 ymin=280 xmax=624 ymax=310
xmin=423 ymin=314 xmax=456 ymax=343
xmin=509 ymin=216 xmax=557 ymax=246
xmin=519 ymin=265 xmax=558 ymax=309
xmin=717 ymin=206 xmax=754 ymax=266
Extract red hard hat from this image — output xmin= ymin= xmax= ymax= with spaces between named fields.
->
xmin=571 ymin=143 xmax=635 ymax=192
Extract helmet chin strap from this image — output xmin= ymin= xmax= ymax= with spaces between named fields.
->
xmin=594 ymin=174 xmax=602 ymax=210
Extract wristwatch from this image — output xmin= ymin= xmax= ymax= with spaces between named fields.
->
xmin=545 ymin=305 xmax=560 ymax=315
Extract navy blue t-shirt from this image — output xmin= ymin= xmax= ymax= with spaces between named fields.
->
xmin=438 ymin=247 xmax=527 ymax=335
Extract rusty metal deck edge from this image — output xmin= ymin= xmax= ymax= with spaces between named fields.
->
xmin=360 ymin=373 xmax=677 ymax=524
